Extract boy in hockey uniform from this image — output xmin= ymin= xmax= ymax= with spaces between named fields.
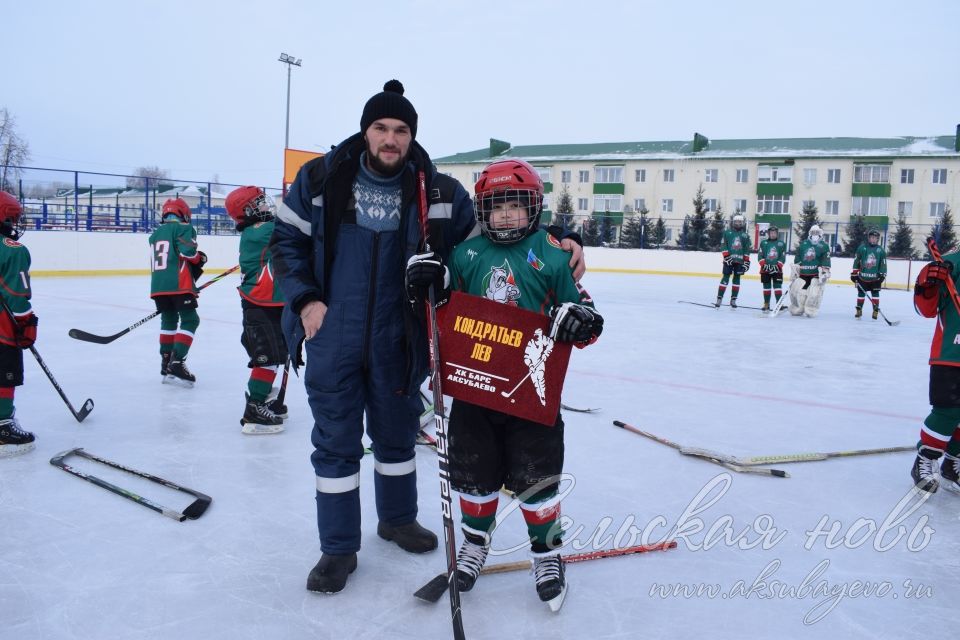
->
xmin=405 ymin=159 xmax=603 ymax=611
xmin=226 ymin=186 xmax=287 ymax=434
xmin=714 ymin=213 xmax=751 ymax=308
xmin=910 ymin=252 xmax=960 ymax=492
xmin=851 ymin=228 xmax=887 ymax=320
xmin=757 ymin=225 xmax=787 ymax=312
xmin=789 ymin=224 xmax=831 ymax=317
xmin=0 ymin=192 xmax=38 ymax=457
xmin=149 ymin=198 xmax=206 ymax=387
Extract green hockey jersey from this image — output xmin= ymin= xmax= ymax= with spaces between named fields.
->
xmin=0 ymin=237 xmax=33 ymax=347
xmin=721 ymin=230 xmax=752 ymax=263
xmin=853 ymin=244 xmax=887 ymax=281
xmin=794 ymin=238 xmax=831 ymax=276
xmin=149 ymin=219 xmax=200 ymax=297
xmin=758 ymin=239 xmax=788 ymax=271
xmin=237 ymin=220 xmax=284 ymax=306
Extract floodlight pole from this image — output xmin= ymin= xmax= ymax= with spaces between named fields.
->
xmin=278 ymin=53 xmax=302 ymax=149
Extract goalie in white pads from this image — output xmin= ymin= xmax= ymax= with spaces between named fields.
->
xmin=789 ymin=225 xmax=831 ymax=317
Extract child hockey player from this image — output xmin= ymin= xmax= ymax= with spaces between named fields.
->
xmin=0 ymin=192 xmax=37 ymax=457
xmin=149 ymin=197 xmax=206 ymax=386
xmin=851 ymin=228 xmax=887 ymax=320
xmin=789 ymin=224 xmax=831 ymax=317
xmin=757 ymin=225 xmax=787 ymax=312
xmin=714 ymin=214 xmax=751 ymax=308
xmin=910 ymin=250 xmax=960 ymax=493
xmin=225 ymin=186 xmax=287 ymax=434
xmin=405 ymin=159 xmax=604 ymax=612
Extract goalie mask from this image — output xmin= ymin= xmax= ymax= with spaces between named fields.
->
xmin=162 ymin=197 xmax=191 ymax=222
xmin=0 ymin=191 xmax=25 ymax=239
xmin=809 ymin=224 xmax=823 ymax=243
xmin=474 ymin=159 xmax=544 ymax=244
xmin=226 ymin=186 xmax=273 ymax=224
xmin=732 ymin=214 xmax=745 ymax=231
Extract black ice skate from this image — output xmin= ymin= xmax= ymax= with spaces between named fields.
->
xmin=855 ymin=307 xmax=863 ymax=319
xmin=377 ymin=520 xmax=438 ymax=553
xmin=532 ymin=552 xmax=567 ymax=612
xmin=941 ymin=454 xmax=960 ymax=493
xmin=160 ymin=352 xmax=171 ymax=376
xmin=240 ymin=393 xmax=284 ymax=435
xmin=0 ymin=416 xmax=36 ymax=457
xmin=164 ymin=358 xmax=196 ymax=388
xmin=911 ymin=446 xmax=941 ymax=493
xmin=730 ymin=298 xmax=738 ymax=308
xmin=267 ymin=397 xmax=288 ymax=420
xmin=306 ymin=553 xmax=357 ymax=594
xmin=714 ymin=297 xmax=722 ymax=309
xmin=872 ymin=308 xmax=879 ymax=320
xmin=761 ymin=302 xmax=770 ymax=312
xmin=455 ymin=530 xmax=490 ymax=592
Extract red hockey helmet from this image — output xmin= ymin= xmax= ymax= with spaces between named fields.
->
xmin=0 ymin=191 xmax=24 ymax=238
xmin=162 ymin=197 xmax=191 ymax=222
xmin=473 ymin=159 xmax=544 ymax=244
xmin=225 ymin=186 xmax=271 ymax=224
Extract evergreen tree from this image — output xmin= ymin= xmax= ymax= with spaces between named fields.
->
xmin=676 ymin=216 xmax=692 ymax=249
xmin=598 ymin=212 xmax=616 ymax=246
xmin=843 ymin=215 xmax=869 ymax=256
xmin=581 ymin=216 xmax=601 ymax=247
xmin=888 ymin=212 xmax=917 ymax=259
xmin=651 ymin=215 xmax=667 ymax=248
xmin=638 ymin=208 xmax=653 ymax=248
xmin=706 ymin=204 xmax=725 ymax=251
xmin=619 ymin=214 xmax=642 ymax=248
xmin=553 ymin=184 xmax=575 ymax=232
xmin=794 ymin=201 xmax=822 ymax=249
xmin=928 ymin=205 xmax=957 ymax=256
xmin=687 ymin=184 xmax=709 ymax=250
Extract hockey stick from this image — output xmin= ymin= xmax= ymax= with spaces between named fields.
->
xmin=612 ymin=420 xmax=788 ymax=478
xmin=417 ymin=171 xmax=465 ymax=640
xmin=0 ymin=299 xmax=94 ymax=422
xmin=68 ymin=264 xmax=241 ymax=344
xmin=679 ymin=444 xmax=914 ymax=466
xmin=50 ymin=447 xmax=211 ymax=521
xmin=854 ymin=281 xmax=899 ymax=326
xmin=274 ymin=358 xmax=291 ymax=406
xmin=561 ymin=403 xmax=601 ymax=413
xmin=768 ymin=288 xmax=789 ymax=318
xmin=414 ymin=540 xmax=677 ymax=603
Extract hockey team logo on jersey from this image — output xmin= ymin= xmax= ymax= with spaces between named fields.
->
xmin=435 ymin=292 xmax=572 ymax=425
xmin=546 ymin=234 xmax=562 ymax=249
xmin=527 ymin=248 xmax=545 ymax=271
xmin=804 ymin=247 xmax=816 ymax=261
xmin=2 ymin=238 xmax=22 ymax=248
xmin=483 ymin=260 xmax=520 ymax=305
xmin=732 ymin=237 xmax=742 ymax=250
xmin=766 ymin=247 xmax=779 ymax=261
xmin=865 ymin=254 xmax=877 ymax=269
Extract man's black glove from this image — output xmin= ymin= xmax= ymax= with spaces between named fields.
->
xmin=405 ymin=251 xmax=449 ymax=306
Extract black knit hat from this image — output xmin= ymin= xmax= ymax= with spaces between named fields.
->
xmin=360 ymin=80 xmax=418 ymax=139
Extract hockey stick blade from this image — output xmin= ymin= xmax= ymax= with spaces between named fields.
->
xmin=561 ymin=403 xmax=601 ymax=413
xmin=414 ymin=541 xmax=678 ymax=603
xmin=74 ymin=398 xmax=95 ymax=423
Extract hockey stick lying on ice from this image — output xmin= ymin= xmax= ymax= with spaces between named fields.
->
xmin=68 ymin=265 xmax=241 ymax=344
xmin=679 ymin=444 xmax=914 ymax=466
xmin=612 ymin=420 xmax=788 ymax=478
xmin=414 ymin=540 xmax=678 ymax=603
xmin=561 ymin=403 xmax=601 ymax=413
xmin=50 ymin=447 xmax=212 ymax=521
xmin=854 ymin=281 xmax=899 ymax=326
xmin=0 ymin=299 xmax=94 ymax=422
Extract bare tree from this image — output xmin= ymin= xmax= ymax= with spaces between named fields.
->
xmin=0 ymin=107 xmax=31 ymax=193
xmin=126 ymin=165 xmax=170 ymax=188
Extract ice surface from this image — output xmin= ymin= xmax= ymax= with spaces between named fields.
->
xmin=1 ymin=272 xmax=957 ymax=640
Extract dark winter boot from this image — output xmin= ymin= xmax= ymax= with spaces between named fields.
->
xmin=872 ymin=307 xmax=879 ymax=320
xmin=855 ymin=306 xmax=862 ymax=319
xmin=455 ymin=530 xmax=491 ymax=592
xmin=0 ymin=416 xmax=35 ymax=457
xmin=377 ymin=520 xmax=438 ymax=553
xmin=164 ymin=358 xmax=196 ymax=387
xmin=306 ymin=553 xmax=357 ymax=594
xmin=160 ymin=352 xmax=172 ymax=376
xmin=532 ymin=551 xmax=567 ymax=612
xmin=240 ymin=393 xmax=284 ymax=435
xmin=911 ymin=446 xmax=942 ymax=493
xmin=940 ymin=454 xmax=960 ymax=492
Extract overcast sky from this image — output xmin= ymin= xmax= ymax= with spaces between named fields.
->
xmin=6 ymin=0 xmax=959 ymax=189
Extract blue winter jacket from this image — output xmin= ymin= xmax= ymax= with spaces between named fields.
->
xmin=270 ymin=133 xmax=477 ymax=394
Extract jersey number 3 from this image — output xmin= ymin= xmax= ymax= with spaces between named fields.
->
xmin=152 ymin=240 xmax=170 ymax=271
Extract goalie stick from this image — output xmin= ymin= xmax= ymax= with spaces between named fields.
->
xmin=50 ymin=447 xmax=212 ymax=521
xmin=0 ymin=299 xmax=94 ymax=422
xmin=854 ymin=281 xmax=900 ymax=326
xmin=68 ymin=265 xmax=241 ymax=344
xmin=414 ymin=540 xmax=677 ymax=603
xmin=612 ymin=420 xmax=788 ymax=478
xmin=678 ymin=300 xmax=763 ymax=311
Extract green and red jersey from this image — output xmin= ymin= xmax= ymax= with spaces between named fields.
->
xmin=237 ymin=220 xmax=284 ymax=307
xmin=721 ymin=230 xmax=752 ymax=263
xmin=853 ymin=243 xmax=887 ymax=281
xmin=0 ymin=236 xmax=34 ymax=347
xmin=794 ymin=238 xmax=831 ymax=276
xmin=916 ymin=251 xmax=960 ymax=367
xmin=758 ymin=238 xmax=788 ymax=271
xmin=149 ymin=219 xmax=201 ymax=297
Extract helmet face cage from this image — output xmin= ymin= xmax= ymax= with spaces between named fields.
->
xmin=227 ymin=186 xmax=272 ymax=224
xmin=0 ymin=195 xmax=25 ymax=239
xmin=732 ymin=215 xmax=745 ymax=230
xmin=475 ymin=188 xmax=542 ymax=244
xmin=245 ymin=193 xmax=274 ymax=222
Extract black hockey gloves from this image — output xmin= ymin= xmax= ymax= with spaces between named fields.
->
xmin=405 ymin=251 xmax=450 ymax=306
xmin=189 ymin=251 xmax=208 ymax=281
xmin=548 ymin=302 xmax=603 ymax=344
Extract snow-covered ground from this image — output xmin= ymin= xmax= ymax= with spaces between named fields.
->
xmin=2 ymin=271 xmax=956 ymax=640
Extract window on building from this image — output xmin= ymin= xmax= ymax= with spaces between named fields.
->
xmin=664 ymin=227 xmax=674 ymax=242
xmin=704 ymin=198 xmax=718 ymax=212
xmin=578 ymin=170 xmax=590 ymax=183
xmin=536 ymin=167 xmax=551 ymax=183
xmin=853 ymin=165 xmax=890 ymax=183
xmin=542 ymin=195 xmax=551 ymax=210
xmin=577 ymin=198 xmax=589 ymax=211
xmin=827 ymin=169 xmax=841 ymax=183
xmin=930 ymin=202 xmax=947 ymax=217
xmin=756 ymin=195 xmax=791 ymax=215
xmin=561 ymin=170 xmax=571 ymax=184
xmin=897 ymin=201 xmax=913 ymax=217
xmin=851 ymin=196 xmax=889 ymax=216
xmin=824 ymin=200 xmax=840 ymax=216
xmin=757 ymin=166 xmax=793 ymax=182
xmin=733 ymin=198 xmax=747 ymax=213
xmin=736 ymin=169 xmax=749 ymax=183
xmin=704 ymin=169 xmax=718 ymax=183
xmin=634 ymin=198 xmax=646 ymax=212
xmin=802 ymin=199 xmax=815 ymax=210
xmin=803 ymin=168 xmax=817 ymax=185
xmin=661 ymin=198 xmax=674 ymax=213
xmin=900 ymin=169 xmax=914 ymax=184
xmin=472 ymin=171 xmax=482 ymax=183
xmin=635 ymin=169 xmax=646 ymax=182
xmin=593 ymin=195 xmax=622 ymax=212
xmin=663 ymin=169 xmax=675 ymax=183
xmin=594 ymin=166 xmax=624 ymax=183
xmin=933 ymin=169 xmax=947 ymax=184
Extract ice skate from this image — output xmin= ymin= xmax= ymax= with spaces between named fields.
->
xmin=713 ymin=296 xmax=722 ymax=309
xmin=730 ymin=298 xmax=738 ymax=309
xmin=761 ymin=302 xmax=769 ymax=313
xmin=911 ymin=446 xmax=941 ymax=493
xmin=855 ymin=307 xmax=862 ymax=319
xmin=0 ymin=416 xmax=35 ymax=457
xmin=532 ymin=552 xmax=567 ymax=612
xmin=455 ymin=530 xmax=490 ymax=592
xmin=164 ymin=358 xmax=196 ymax=388
xmin=872 ymin=307 xmax=879 ymax=320
xmin=941 ymin=454 xmax=960 ymax=493
xmin=160 ymin=352 xmax=171 ymax=376
xmin=240 ymin=393 xmax=284 ymax=435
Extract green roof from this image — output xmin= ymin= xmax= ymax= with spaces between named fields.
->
xmin=434 ymin=135 xmax=960 ymax=164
